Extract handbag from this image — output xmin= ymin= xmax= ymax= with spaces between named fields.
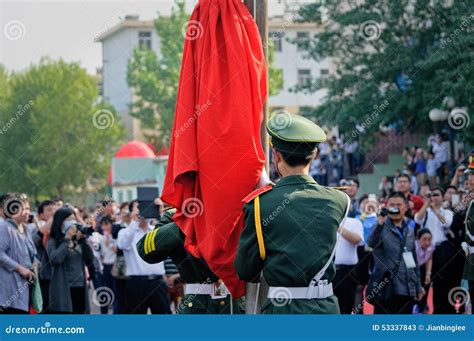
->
xmin=30 ymin=267 xmax=43 ymax=313
xmin=366 ymin=226 xmax=408 ymax=305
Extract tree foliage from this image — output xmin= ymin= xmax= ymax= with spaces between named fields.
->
xmin=0 ymin=59 xmax=125 ymax=198
xmin=295 ymin=0 xmax=473 ymax=146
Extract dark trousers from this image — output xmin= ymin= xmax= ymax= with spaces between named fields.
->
xmin=470 ymin=281 xmax=474 ymax=315
xmin=334 ymin=265 xmax=358 ymax=314
xmin=113 ymin=278 xmax=127 ymax=314
xmin=39 ymin=279 xmax=50 ymax=313
xmin=432 ymin=241 xmax=457 ymax=314
xmin=417 ymin=264 xmax=430 ymax=313
xmin=70 ymin=287 xmax=86 ymax=314
xmin=124 ymin=276 xmax=171 ymax=314
xmin=97 ymin=264 xmax=115 ymax=314
xmin=373 ymin=295 xmax=414 ymax=314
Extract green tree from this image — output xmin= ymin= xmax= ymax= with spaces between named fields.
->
xmin=294 ymin=0 xmax=473 ymax=146
xmin=128 ymin=0 xmax=283 ymax=148
xmin=0 ymin=59 xmax=125 ymax=198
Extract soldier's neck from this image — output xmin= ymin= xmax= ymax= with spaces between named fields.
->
xmin=279 ymin=164 xmax=310 ymax=177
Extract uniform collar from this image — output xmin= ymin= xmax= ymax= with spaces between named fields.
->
xmin=275 ymin=174 xmax=317 ymax=188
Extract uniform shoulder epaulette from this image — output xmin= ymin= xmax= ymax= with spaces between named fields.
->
xmin=242 ymin=184 xmax=273 ymax=203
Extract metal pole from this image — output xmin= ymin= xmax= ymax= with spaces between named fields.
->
xmin=244 ymin=0 xmax=269 ymax=315
xmin=244 ymin=0 xmax=269 ymax=172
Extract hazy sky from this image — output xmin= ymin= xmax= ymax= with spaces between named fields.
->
xmin=0 ymin=0 xmax=293 ymax=74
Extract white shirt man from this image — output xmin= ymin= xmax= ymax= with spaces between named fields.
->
xmin=415 ymin=207 xmax=453 ymax=245
xmin=334 ymin=216 xmax=364 ymax=313
xmin=117 ymin=218 xmax=169 ymax=314
xmin=117 ymin=220 xmax=165 ymax=276
xmin=335 ymin=217 xmax=364 ymax=266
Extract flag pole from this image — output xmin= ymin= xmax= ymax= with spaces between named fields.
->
xmin=244 ymin=0 xmax=269 ymax=315
xmin=244 ymin=0 xmax=269 ymax=171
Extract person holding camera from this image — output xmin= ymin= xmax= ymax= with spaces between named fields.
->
xmin=367 ymin=192 xmax=423 ymax=314
xmin=117 ymin=201 xmax=170 ymax=314
xmin=0 ymin=193 xmax=37 ymax=314
xmin=47 ymin=207 xmax=95 ymax=314
xmin=414 ymin=187 xmax=454 ymax=314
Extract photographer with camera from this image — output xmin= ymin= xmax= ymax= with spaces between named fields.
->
xmin=117 ymin=200 xmax=170 ymax=314
xmin=415 ymin=187 xmax=455 ymax=313
xmin=367 ymin=192 xmax=423 ymax=314
xmin=47 ymin=207 xmax=95 ymax=314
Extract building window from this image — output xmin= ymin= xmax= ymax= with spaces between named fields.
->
xmin=138 ymin=31 xmax=152 ymax=50
xmin=269 ymin=31 xmax=282 ymax=52
xmin=297 ymin=69 xmax=311 ymax=87
xmin=296 ymin=31 xmax=310 ymax=51
xmin=320 ymin=69 xmax=329 ymax=86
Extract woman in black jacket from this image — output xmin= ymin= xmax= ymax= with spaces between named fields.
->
xmin=47 ymin=207 xmax=95 ymax=314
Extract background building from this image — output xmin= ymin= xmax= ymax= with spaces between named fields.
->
xmin=96 ymin=13 xmax=332 ymax=140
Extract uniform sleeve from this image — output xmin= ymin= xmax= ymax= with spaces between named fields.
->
xmin=234 ymin=203 xmax=264 ymax=282
xmin=136 ymin=222 xmax=183 ymax=264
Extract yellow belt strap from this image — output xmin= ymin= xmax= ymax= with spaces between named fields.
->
xmin=254 ymin=195 xmax=266 ymax=260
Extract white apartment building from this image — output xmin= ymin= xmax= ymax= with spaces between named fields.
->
xmin=96 ymin=13 xmax=331 ymax=139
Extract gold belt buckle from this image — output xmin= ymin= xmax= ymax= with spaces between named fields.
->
xmin=211 ymin=281 xmax=227 ymax=299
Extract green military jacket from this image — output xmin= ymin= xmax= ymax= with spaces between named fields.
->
xmin=137 ymin=209 xmax=241 ymax=314
xmin=234 ymin=174 xmax=349 ymax=314
xmin=463 ymin=200 xmax=474 ymax=281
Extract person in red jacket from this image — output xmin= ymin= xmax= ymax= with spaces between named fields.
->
xmin=395 ymin=174 xmax=424 ymax=217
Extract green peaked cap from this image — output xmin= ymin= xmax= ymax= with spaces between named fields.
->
xmin=267 ymin=112 xmax=327 ymax=155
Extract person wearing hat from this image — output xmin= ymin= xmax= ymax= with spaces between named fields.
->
xmin=234 ymin=112 xmax=350 ymax=314
xmin=136 ymin=208 xmax=241 ymax=314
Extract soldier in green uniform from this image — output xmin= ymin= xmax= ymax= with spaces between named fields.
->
xmin=136 ymin=209 xmax=241 ymax=314
xmin=234 ymin=113 xmax=350 ymax=314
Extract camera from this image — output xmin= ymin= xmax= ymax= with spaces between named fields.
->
xmin=62 ymin=220 xmax=93 ymax=238
xmin=380 ymin=207 xmax=400 ymax=217
xmin=76 ymin=224 xmax=94 ymax=237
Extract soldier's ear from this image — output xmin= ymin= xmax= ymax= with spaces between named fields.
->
xmin=272 ymin=149 xmax=282 ymax=163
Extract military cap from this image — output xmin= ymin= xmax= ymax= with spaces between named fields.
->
xmin=267 ymin=111 xmax=327 ymax=155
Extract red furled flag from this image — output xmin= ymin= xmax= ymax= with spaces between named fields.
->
xmin=161 ymin=0 xmax=266 ymax=298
